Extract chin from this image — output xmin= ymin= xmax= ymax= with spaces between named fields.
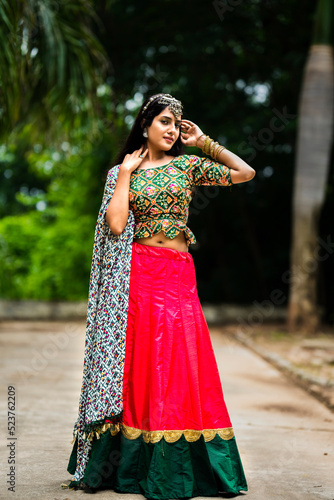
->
xmin=161 ymin=144 xmax=173 ymax=152
xmin=167 ymin=140 xmax=176 ymax=147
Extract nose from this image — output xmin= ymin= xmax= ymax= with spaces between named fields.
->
xmin=167 ymin=122 xmax=178 ymax=134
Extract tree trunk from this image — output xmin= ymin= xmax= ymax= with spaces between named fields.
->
xmin=288 ymin=45 xmax=334 ymax=332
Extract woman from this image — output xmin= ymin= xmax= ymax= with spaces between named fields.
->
xmin=65 ymin=93 xmax=255 ymax=498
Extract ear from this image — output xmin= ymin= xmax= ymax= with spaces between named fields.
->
xmin=140 ymin=118 xmax=146 ymax=128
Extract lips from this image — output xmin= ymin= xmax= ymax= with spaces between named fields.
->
xmin=163 ymin=137 xmax=173 ymax=144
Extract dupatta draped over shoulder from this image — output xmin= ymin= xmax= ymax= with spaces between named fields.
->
xmin=71 ymin=164 xmax=135 ymax=482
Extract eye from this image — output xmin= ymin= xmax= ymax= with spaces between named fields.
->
xmin=161 ymin=120 xmax=181 ymax=128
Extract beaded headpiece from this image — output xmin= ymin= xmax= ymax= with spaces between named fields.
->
xmin=142 ymin=93 xmax=183 ymax=117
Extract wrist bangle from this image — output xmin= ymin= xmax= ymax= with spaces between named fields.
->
xmin=210 ymin=140 xmax=217 ymax=158
xmin=213 ymin=143 xmax=219 ymax=161
xmin=196 ymin=133 xmax=206 ymax=147
xmin=215 ymin=145 xmax=226 ymax=160
xmin=203 ymin=136 xmax=211 ymax=155
xmin=207 ymin=139 xmax=215 ymax=155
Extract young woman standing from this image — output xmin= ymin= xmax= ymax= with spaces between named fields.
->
xmin=65 ymin=93 xmax=255 ymax=498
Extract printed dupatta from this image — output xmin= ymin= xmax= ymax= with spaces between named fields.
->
xmin=70 ymin=164 xmax=135 ymax=482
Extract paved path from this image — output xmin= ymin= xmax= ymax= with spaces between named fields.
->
xmin=0 ymin=321 xmax=333 ymax=500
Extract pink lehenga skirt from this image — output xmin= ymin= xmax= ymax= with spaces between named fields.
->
xmin=68 ymin=241 xmax=247 ymax=498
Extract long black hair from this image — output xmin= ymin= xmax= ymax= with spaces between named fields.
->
xmin=112 ymin=93 xmax=185 ymax=167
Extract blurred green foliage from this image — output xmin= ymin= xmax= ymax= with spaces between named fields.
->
xmin=0 ymin=91 xmax=128 ymax=300
xmin=0 ymin=141 xmax=98 ymax=300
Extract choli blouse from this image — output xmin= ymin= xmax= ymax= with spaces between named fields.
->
xmin=128 ymin=154 xmax=232 ymax=246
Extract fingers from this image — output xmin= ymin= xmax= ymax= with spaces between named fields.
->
xmin=139 ymin=148 xmax=148 ymax=159
xmin=181 ymin=120 xmax=195 ymax=131
xmin=181 ymin=119 xmax=194 ymax=125
xmin=129 ymin=146 xmax=146 ymax=159
xmin=124 ymin=146 xmax=146 ymax=164
xmin=134 ymin=145 xmax=144 ymax=156
xmin=181 ymin=122 xmax=194 ymax=136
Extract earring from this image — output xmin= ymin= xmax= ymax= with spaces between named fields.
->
xmin=143 ymin=128 xmax=148 ymax=138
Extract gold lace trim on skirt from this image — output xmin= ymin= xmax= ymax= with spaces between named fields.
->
xmin=84 ymin=422 xmax=235 ymax=443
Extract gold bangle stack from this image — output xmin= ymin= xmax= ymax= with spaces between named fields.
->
xmin=199 ymin=134 xmax=226 ymax=161
xmin=203 ymin=135 xmax=212 ymax=154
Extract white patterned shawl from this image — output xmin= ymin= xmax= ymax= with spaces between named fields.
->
xmin=70 ymin=164 xmax=135 ymax=482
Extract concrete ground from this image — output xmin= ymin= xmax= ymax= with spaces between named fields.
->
xmin=0 ymin=320 xmax=333 ymax=500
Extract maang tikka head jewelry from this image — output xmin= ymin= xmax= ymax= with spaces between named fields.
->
xmin=142 ymin=94 xmax=183 ymax=118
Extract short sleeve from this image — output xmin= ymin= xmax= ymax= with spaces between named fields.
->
xmin=187 ymin=155 xmax=232 ymax=187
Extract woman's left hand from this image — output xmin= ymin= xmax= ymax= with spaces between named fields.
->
xmin=180 ymin=119 xmax=204 ymax=148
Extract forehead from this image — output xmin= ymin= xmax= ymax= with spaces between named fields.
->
xmin=157 ymin=107 xmax=182 ymax=121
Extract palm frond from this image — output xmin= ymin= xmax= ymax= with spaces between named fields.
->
xmin=0 ymin=0 xmax=110 ymax=141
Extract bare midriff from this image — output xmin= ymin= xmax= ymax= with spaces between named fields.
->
xmin=134 ymin=230 xmax=189 ymax=253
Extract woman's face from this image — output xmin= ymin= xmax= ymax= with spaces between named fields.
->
xmin=146 ymin=107 xmax=181 ymax=151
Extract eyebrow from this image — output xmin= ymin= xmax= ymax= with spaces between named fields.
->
xmin=161 ymin=115 xmax=181 ymax=124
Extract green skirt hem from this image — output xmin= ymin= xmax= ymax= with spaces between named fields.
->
xmin=67 ymin=429 xmax=247 ymax=498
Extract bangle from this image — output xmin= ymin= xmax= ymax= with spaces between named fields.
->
xmin=209 ymin=140 xmax=216 ymax=158
xmin=209 ymin=140 xmax=216 ymax=156
xmin=196 ymin=133 xmax=206 ymax=147
xmin=214 ymin=145 xmax=226 ymax=161
xmin=199 ymin=135 xmax=226 ymax=162
xmin=203 ymin=136 xmax=212 ymax=155
xmin=213 ymin=142 xmax=220 ymax=161
xmin=207 ymin=139 xmax=215 ymax=155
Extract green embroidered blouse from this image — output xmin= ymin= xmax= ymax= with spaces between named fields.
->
xmin=129 ymin=154 xmax=232 ymax=246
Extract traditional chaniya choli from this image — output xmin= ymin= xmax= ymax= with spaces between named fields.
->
xmin=65 ymin=154 xmax=248 ymax=498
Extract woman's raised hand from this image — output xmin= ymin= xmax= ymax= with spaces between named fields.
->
xmin=180 ymin=119 xmax=204 ymax=148
xmin=120 ymin=146 xmax=148 ymax=174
